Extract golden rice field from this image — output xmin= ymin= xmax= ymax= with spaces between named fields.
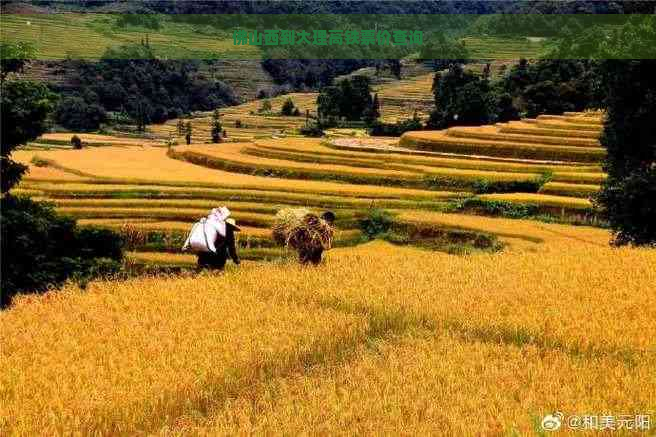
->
xmin=3 ymin=236 xmax=655 ymax=434
xmin=10 ymin=105 xmax=609 ymax=274
xmin=11 ymin=109 xmax=607 ymax=269
xmin=5 ymin=70 xmax=655 ymax=435
xmin=25 ymin=133 xmax=167 ymax=149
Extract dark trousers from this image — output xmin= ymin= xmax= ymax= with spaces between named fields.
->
xmin=197 ymin=251 xmax=228 ymax=270
xmin=298 ymin=247 xmax=324 ymax=265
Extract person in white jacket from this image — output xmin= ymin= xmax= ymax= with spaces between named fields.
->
xmin=197 ymin=217 xmax=241 ymax=270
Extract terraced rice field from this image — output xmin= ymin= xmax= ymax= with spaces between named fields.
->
xmin=12 ymin=106 xmax=607 ymax=270
xmin=372 ymin=73 xmax=434 ymax=122
xmin=150 ymin=93 xmax=317 ymax=142
xmin=398 ymin=112 xmax=606 ymax=200
xmin=401 ymin=116 xmax=605 ymax=163
xmin=6 ymin=77 xmax=655 ymax=434
xmin=12 ymin=143 xmax=461 ymax=267
xmin=13 ymin=110 xmax=607 ymax=270
xmin=148 ymin=71 xmax=435 ymax=143
xmin=24 ymin=133 xmax=166 ymax=150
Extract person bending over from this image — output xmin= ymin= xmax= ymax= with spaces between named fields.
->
xmin=298 ymin=211 xmax=335 ymax=265
xmin=197 ymin=218 xmax=241 ymax=270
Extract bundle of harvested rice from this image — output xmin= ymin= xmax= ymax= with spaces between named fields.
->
xmin=272 ymin=208 xmax=334 ymax=251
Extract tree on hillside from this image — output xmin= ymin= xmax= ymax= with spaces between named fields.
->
xmin=210 ymin=109 xmax=222 ymax=143
xmin=127 ymin=95 xmax=150 ymax=132
xmin=346 ymin=76 xmax=372 ymax=121
xmin=316 ymin=76 xmax=374 ymax=125
xmin=547 ymin=15 xmax=656 ymax=60
xmin=428 ymin=64 xmax=494 ymax=129
xmin=1 ymin=53 xmax=122 ymax=308
xmin=185 ymin=121 xmax=193 ymax=145
xmin=55 ymin=44 xmax=237 ymax=129
xmin=259 ymin=99 xmax=272 ymax=113
xmin=389 ymin=60 xmax=402 ymax=80
xmin=54 ymin=95 xmax=106 ymax=131
xmin=500 ymin=59 xmax=596 ymax=117
xmin=317 ymin=86 xmax=342 ymax=123
xmin=281 ymin=98 xmax=296 ymax=116
xmin=419 ymin=32 xmax=469 ymax=71
xmin=1 ymin=80 xmax=54 ymax=193
xmin=0 ymin=42 xmax=35 ymax=80
xmin=364 ymin=93 xmax=381 ymax=125
xmin=595 ymin=60 xmax=656 ymax=246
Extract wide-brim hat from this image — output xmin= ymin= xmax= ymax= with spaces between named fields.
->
xmin=226 ymin=217 xmax=241 ymax=231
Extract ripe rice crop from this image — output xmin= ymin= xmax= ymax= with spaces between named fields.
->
xmin=170 ymin=143 xmax=422 ymax=181
xmin=499 ymin=124 xmax=601 ymax=139
xmin=272 ymin=208 xmax=334 ymax=251
xmin=79 ymin=220 xmax=362 ymax=244
xmin=0 ymin=274 xmax=367 ymax=434
xmin=171 ymin=144 xmax=567 ymax=190
xmin=79 ymin=219 xmax=272 ymax=237
xmin=536 ymin=114 xmax=604 ymax=126
xmin=539 ymin=182 xmax=600 ymax=198
xmin=47 ymin=198 xmax=284 ymax=214
xmin=400 ymin=131 xmax=605 ymax=162
xmin=244 ymin=143 xmax=546 ymax=183
xmin=535 ymin=120 xmax=603 ymax=132
xmin=446 ymin=126 xmax=601 ymax=148
xmin=24 ymin=183 xmax=454 ymax=209
xmin=549 ymin=171 xmax=606 ymax=184
xmin=254 ymin=139 xmax=603 ymax=176
xmin=127 ymin=248 xmax=287 ymax=264
xmin=57 ymin=207 xmax=275 ymax=227
xmin=35 ymin=133 xmax=164 ymax=148
xmin=394 ymin=210 xmax=610 ymax=249
xmin=13 ymin=148 xmax=452 ymax=201
xmin=23 ymin=165 xmax=90 ymax=181
xmin=3 ymin=236 xmax=654 ymax=435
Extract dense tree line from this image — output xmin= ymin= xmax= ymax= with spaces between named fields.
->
xmin=596 ymin=60 xmax=656 ymax=246
xmin=500 ymin=59 xmax=598 ymax=117
xmin=428 ymin=64 xmax=515 ymax=129
xmin=547 ymin=15 xmax=656 ymax=59
xmin=316 ymin=76 xmax=380 ymax=124
xmin=52 ymin=43 xmax=236 ymax=131
xmin=262 ymin=59 xmax=375 ymax=89
xmin=1 ymin=43 xmax=124 ymax=308
xmin=428 ymin=59 xmax=597 ymax=129
xmin=18 ymin=1 xmax=651 ymax=15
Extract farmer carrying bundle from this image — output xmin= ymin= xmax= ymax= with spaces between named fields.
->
xmin=182 ymin=207 xmax=240 ymax=270
xmin=272 ymin=208 xmax=336 ymax=265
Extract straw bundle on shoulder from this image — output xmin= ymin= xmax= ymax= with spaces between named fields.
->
xmin=272 ymin=208 xmax=334 ymax=251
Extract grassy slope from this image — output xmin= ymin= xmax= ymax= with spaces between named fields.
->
xmin=1 ymin=14 xmax=259 ymax=59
